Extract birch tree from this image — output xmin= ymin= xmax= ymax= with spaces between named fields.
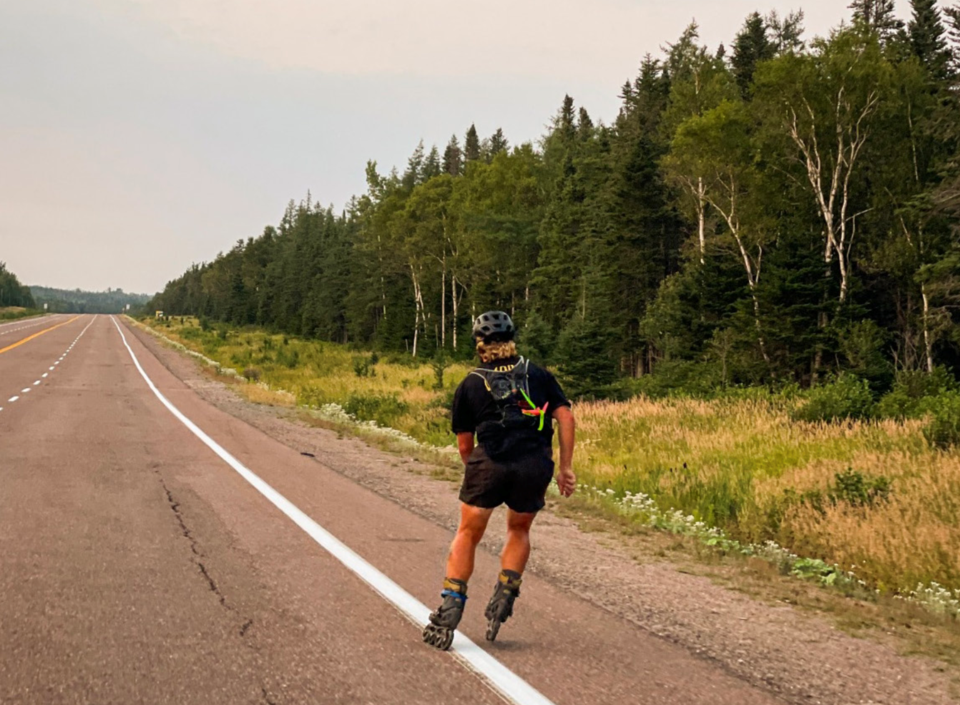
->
xmin=665 ymin=100 xmax=772 ymax=367
xmin=754 ymin=28 xmax=891 ymax=305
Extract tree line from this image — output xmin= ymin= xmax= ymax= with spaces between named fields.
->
xmin=150 ymin=1 xmax=960 ymax=395
xmin=0 ymin=263 xmax=36 ymax=309
xmin=31 ymin=286 xmax=152 ymax=314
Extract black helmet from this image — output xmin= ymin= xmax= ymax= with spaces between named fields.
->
xmin=472 ymin=311 xmax=515 ymax=342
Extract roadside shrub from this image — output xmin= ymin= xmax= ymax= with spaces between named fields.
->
xmin=431 ymin=351 xmax=448 ymax=390
xmin=199 ymin=316 xmax=212 ymax=332
xmin=830 ymin=468 xmax=892 ymax=508
xmin=353 ymin=354 xmax=377 ymax=378
xmin=922 ymin=392 xmax=960 ymax=449
xmin=876 ymin=367 xmax=959 ymax=419
xmin=384 ymin=352 xmax=423 ymax=369
xmin=632 ymin=360 xmax=724 ymax=400
xmin=276 ymin=346 xmax=300 ymax=369
xmin=343 ymin=393 xmax=409 ymax=427
xmin=791 ymin=374 xmax=874 ymax=423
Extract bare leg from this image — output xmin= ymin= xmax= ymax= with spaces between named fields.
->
xmin=501 ymin=509 xmax=536 ymax=573
xmin=446 ymin=503 xmax=494 ymax=582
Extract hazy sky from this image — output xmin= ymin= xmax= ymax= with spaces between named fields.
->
xmin=0 ymin=0 xmax=909 ymax=294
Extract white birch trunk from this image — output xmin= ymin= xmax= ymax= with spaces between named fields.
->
xmin=922 ymin=283 xmax=934 ymax=373
xmin=440 ymin=255 xmax=446 ymax=349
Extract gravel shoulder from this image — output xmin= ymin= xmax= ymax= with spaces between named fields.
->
xmin=128 ymin=320 xmax=959 ymax=705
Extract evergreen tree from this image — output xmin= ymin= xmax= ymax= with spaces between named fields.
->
xmin=943 ymin=4 xmax=960 ymax=73
xmin=849 ymin=0 xmax=903 ymax=41
xmin=489 ymin=128 xmax=509 ymax=156
xmin=464 ymin=124 xmax=481 ymax=162
xmin=557 ymin=95 xmax=576 ymax=143
xmin=767 ymin=10 xmax=806 ymax=54
xmin=577 ymin=107 xmax=594 ymax=140
xmin=402 ymin=141 xmax=425 ymax=190
xmin=909 ymin=0 xmax=952 ymax=79
xmin=423 ymin=145 xmax=442 ymax=180
xmin=0 ymin=262 xmax=36 ymax=309
xmin=443 ymin=135 xmax=463 ymax=176
xmin=732 ymin=12 xmax=775 ymax=96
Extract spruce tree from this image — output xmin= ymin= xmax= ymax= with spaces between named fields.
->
xmin=767 ymin=10 xmax=805 ymax=54
xmin=944 ymin=5 xmax=960 ymax=73
xmin=402 ymin=140 xmax=425 ymax=190
xmin=423 ymin=145 xmax=442 ymax=180
xmin=558 ymin=95 xmax=576 ymax=142
xmin=909 ymin=0 xmax=951 ymax=79
xmin=849 ymin=0 xmax=903 ymax=40
xmin=442 ymin=135 xmax=462 ymax=176
xmin=464 ymin=124 xmax=481 ymax=162
xmin=577 ymin=107 xmax=594 ymax=140
xmin=732 ymin=12 xmax=774 ymax=96
xmin=489 ymin=128 xmax=509 ymax=156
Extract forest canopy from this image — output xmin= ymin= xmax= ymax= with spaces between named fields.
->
xmin=150 ymin=1 xmax=960 ymax=397
xmin=31 ymin=286 xmax=151 ymax=314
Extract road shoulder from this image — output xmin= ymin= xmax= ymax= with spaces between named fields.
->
xmin=124 ymin=318 xmax=959 ymax=705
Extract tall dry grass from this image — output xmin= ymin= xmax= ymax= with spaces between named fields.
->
xmin=148 ymin=318 xmax=959 ymax=592
xmin=576 ymin=397 xmax=958 ymax=591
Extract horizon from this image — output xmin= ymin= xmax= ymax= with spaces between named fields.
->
xmin=2 ymin=0 xmax=910 ymax=294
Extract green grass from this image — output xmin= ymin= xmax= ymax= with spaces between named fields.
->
xmin=0 ymin=307 xmax=43 ymax=322
xmin=143 ymin=316 xmax=960 ymax=596
xmin=147 ymin=316 xmax=470 ymax=447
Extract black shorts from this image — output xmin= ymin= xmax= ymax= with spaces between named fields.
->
xmin=459 ymin=444 xmax=555 ymax=514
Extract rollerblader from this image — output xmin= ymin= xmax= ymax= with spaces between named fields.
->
xmin=423 ymin=311 xmax=576 ymax=649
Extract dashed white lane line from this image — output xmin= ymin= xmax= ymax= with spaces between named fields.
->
xmin=110 ymin=316 xmax=555 ymax=705
xmin=0 ymin=316 xmax=98 ymax=416
xmin=0 ymin=316 xmax=62 ymax=337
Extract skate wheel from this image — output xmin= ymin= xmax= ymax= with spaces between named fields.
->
xmin=423 ymin=625 xmax=454 ymax=650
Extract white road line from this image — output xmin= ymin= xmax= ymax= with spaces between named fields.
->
xmin=0 ymin=316 xmax=98 ymax=413
xmin=110 ymin=316 xmax=555 ymax=705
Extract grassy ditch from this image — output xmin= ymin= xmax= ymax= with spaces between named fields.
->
xmin=139 ymin=316 xmax=960 ymax=609
xmin=0 ymin=307 xmax=44 ymax=322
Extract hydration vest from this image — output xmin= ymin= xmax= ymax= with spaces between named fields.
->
xmin=470 ymin=358 xmax=546 ymax=460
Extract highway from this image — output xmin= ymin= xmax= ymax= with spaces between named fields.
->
xmin=0 ymin=315 xmax=781 ymax=704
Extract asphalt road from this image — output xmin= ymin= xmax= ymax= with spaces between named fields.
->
xmin=0 ymin=315 xmax=784 ymax=705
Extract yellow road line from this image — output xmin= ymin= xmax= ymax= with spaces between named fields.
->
xmin=0 ymin=316 xmax=81 ymax=355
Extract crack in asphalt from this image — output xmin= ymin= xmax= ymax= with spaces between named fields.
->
xmin=261 ymin=685 xmax=278 ymax=705
xmin=157 ymin=474 xmax=257 ymax=639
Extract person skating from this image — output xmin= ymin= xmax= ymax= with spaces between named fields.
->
xmin=422 ymin=311 xmax=576 ymax=650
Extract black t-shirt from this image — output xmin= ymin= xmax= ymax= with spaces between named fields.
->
xmin=451 ymin=356 xmax=571 ymax=447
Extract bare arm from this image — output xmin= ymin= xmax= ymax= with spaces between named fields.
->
xmin=457 ymin=432 xmax=475 ymax=465
xmin=552 ymin=405 xmax=576 ymax=497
